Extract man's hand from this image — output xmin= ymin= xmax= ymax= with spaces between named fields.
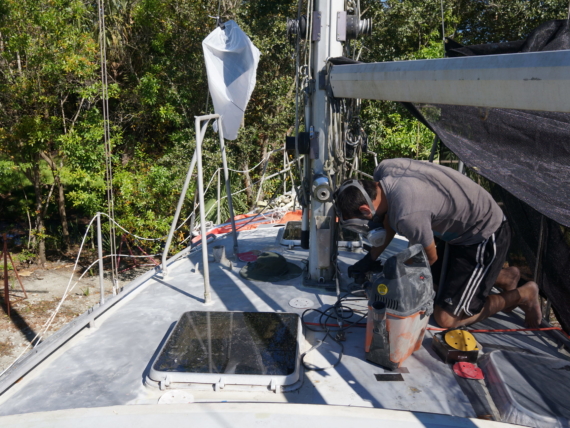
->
xmin=348 ymin=253 xmax=383 ymax=284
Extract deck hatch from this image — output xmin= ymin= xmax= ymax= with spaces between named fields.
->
xmin=149 ymin=311 xmax=302 ymax=389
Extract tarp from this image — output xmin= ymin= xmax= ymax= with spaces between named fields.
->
xmin=202 ymin=21 xmax=260 ymax=140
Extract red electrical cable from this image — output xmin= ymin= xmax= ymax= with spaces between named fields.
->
xmin=427 ymin=326 xmax=567 ymax=334
xmin=304 ymin=321 xmax=569 ymax=339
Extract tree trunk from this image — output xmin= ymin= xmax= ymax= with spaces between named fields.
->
xmin=31 ymin=156 xmax=46 ymax=266
xmin=56 ymin=174 xmax=70 ymax=251
xmin=40 ymin=152 xmax=70 ymax=251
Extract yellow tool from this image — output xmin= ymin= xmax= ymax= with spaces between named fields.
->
xmin=444 ymin=329 xmax=478 ymax=351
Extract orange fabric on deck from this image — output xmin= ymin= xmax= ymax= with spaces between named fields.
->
xmin=192 ymin=210 xmax=303 ymax=243
xmin=278 ymin=210 xmax=303 ymax=223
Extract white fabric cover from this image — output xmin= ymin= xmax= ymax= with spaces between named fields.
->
xmin=202 ymin=21 xmax=260 ymax=141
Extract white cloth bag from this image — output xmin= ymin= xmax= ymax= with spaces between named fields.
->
xmin=202 ymin=21 xmax=260 ymax=141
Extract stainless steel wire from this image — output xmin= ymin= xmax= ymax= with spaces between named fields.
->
xmin=97 ymin=0 xmax=119 ymax=288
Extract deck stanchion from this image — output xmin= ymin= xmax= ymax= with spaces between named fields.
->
xmin=163 ymin=113 xmax=241 ymax=303
xmin=217 ymin=120 xmax=239 ymax=256
xmin=97 ymin=213 xmax=105 ymax=305
xmin=161 ymin=151 xmax=198 ymax=277
xmin=217 ymin=169 xmax=221 ymax=225
xmin=196 ymin=116 xmax=212 ymax=304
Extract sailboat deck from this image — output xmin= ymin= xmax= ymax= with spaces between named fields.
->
xmin=0 ymin=225 xmax=567 ymax=421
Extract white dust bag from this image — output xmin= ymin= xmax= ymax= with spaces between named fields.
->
xmin=202 ymin=21 xmax=260 ymax=141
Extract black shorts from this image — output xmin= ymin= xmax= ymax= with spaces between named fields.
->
xmin=431 ymin=219 xmax=511 ymax=317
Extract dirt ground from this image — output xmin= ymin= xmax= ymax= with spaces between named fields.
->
xmin=0 ymin=259 xmax=150 ymax=374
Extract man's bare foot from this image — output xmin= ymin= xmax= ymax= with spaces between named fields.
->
xmin=517 ymin=282 xmax=542 ymax=328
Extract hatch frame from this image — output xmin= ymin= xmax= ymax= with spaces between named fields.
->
xmin=148 ymin=311 xmax=303 ymax=391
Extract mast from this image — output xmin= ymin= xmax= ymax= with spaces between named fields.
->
xmin=305 ymin=0 xmax=344 ymax=286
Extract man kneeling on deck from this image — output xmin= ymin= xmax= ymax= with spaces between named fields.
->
xmin=335 ymin=158 xmax=542 ymax=328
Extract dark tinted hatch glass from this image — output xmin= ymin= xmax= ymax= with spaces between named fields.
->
xmin=153 ymin=312 xmax=298 ymax=375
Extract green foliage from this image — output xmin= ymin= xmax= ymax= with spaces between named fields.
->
xmin=0 ymin=0 xmax=102 ymax=260
xmin=1 ymin=0 xmax=569 ymax=258
xmin=360 ymin=40 xmax=444 ymax=166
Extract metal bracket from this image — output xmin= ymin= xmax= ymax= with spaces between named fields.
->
xmin=312 ymin=12 xmax=321 ymax=41
xmin=315 ymin=216 xmax=332 ymax=268
xmin=214 ymin=377 xmax=225 ymax=391
xmin=309 ymin=130 xmax=320 ymax=159
xmin=160 ymin=375 xmax=171 ymax=391
xmin=337 ymin=11 xmax=347 ymax=41
xmin=318 ymin=70 xmax=327 ymax=90
xmin=305 ymin=79 xmax=316 ymax=96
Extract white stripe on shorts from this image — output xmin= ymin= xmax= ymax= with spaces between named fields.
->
xmin=463 ymin=234 xmax=497 ymax=316
xmin=453 ymin=233 xmax=496 ymax=317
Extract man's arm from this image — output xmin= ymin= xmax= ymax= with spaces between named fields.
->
xmin=369 ymin=214 xmax=396 ymax=261
xmin=391 ymin=212 xmax=437 ymax=265
xmin=424 ymin=240 xmax=437 ymax=265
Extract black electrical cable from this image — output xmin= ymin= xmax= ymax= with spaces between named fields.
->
xmin=300 ymin=291 xmax=368 ymax=371
xmin=300 ymin=330 xmax=343 ymax=371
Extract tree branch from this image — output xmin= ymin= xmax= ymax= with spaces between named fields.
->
xmin=60 ymin=94 xmax=69 ymax=134
xmin=40 ymin=151 xmax=57 ymax=170
xmin=70 ymin=97 xmax=85 ymax=130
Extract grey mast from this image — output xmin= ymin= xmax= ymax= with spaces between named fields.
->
xmin=306 ymin=0 xmax=343 ymax=285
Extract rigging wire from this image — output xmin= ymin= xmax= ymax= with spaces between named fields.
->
xmin=1 ymin=203 xmax=203 ymax=376
xmin=293 ymin=0 xmax=308 ymax=207
xmin=1 ymin=250 xmax=158 ymax=378
xmin=185 ymin=185 xmax=292 ymax=248
xmin=0 ymin=213 xmax=99 ymax=376
xmin=92 ymin=143 xmax=288 ymax=250
xmin=97 ymin=0 xmax=119 ymax=291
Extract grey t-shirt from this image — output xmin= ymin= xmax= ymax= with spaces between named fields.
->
xmin=374 ymin=158 xmax=504 ymax=247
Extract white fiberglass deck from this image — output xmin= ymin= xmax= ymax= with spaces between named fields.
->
xmin=0 ymin=224 xmax=567 ymax=424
